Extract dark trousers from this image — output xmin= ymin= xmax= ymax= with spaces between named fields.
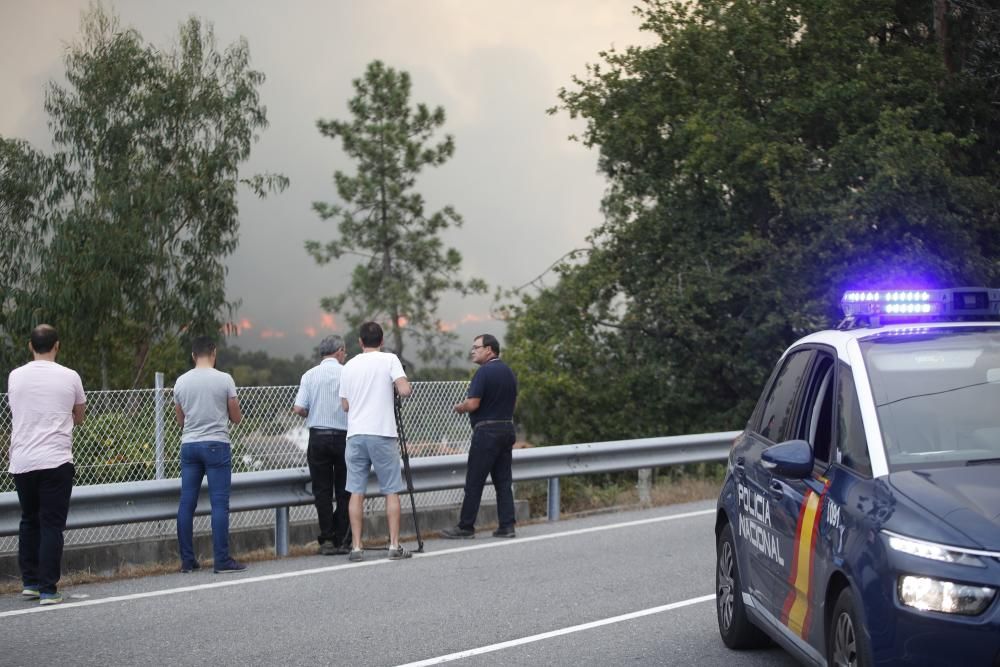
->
xmin=307 ymin=428 xmax=350 ymax=546
xmin=13 ymin=462 xmax=75 ymax=594
xmin=459 ymin=423 xmax=516 ymax=530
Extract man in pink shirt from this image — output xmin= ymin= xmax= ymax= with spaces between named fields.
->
xmin=7 ymin=324 xmax=86 ymax=605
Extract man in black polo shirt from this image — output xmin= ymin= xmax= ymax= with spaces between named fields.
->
xmin=442 ymin=334 xmax=518 ymax=539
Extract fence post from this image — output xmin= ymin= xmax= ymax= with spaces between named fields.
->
xmin=547 ymin=477 xmax=560 ymax=522
xmin=275 ymin=507 xmax=289 ymax=557
xmin=154 ymin=372 xmax=165 ymax=480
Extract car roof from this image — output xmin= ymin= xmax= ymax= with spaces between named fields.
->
xmin=790 ymin=320 xmax=1000 ymax=357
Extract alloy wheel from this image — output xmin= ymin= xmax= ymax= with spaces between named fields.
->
xmin=832 ymin=610 xmax=858 ymax=667
xmin=717 ymin=540 xmax=735 ymax=631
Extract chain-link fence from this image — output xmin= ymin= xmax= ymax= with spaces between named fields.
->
xmin=0 ymin=380 xmax=480 ymax=553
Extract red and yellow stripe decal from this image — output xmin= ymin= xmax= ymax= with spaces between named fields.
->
xmin=780 ymin=479 xmax=830 ymax=639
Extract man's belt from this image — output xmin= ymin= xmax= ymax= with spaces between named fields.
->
xmin=309 ymin=427 xmax=346 ymax=434
xmin=473 ymin=419 xmax=514 ymax=430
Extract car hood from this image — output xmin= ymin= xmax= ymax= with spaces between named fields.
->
xmin=887 ymin=463 xmax=1000 ymax=551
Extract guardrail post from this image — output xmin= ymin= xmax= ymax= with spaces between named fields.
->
xmin=547 ymin=477 xmax=560 ymax=522
xmin=154 ymin=372 xmax=165 ymax=480
xmin=638 ymin=468 xmax=652 ymax=507
xmin=275 ymin=507 xmax=289 ymax=557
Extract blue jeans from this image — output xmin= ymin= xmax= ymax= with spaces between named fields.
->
xmin=459 ymin=423 xmax=516 ymax=530
xmin=177 ymin=441 xmax=232 ymax=568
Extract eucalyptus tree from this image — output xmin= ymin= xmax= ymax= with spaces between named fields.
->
xmin=0 ymin=138 xmax=52 ymax=389
xmin=39 ymin=7 xmax=286 ymax=388
xmin=308 ymin=60 xmax=485 ymax=367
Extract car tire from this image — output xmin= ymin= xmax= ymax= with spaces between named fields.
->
xmin=828 ymin=587 xmax=872 ymax=667
xmin=716 ymin=522 xmax=770 ymax=649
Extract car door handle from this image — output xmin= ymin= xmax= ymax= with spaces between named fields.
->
xmin=769 ymin=480 xmax=784 ymax=500
xmin=734 ymin=457 xmax=746 ymax=479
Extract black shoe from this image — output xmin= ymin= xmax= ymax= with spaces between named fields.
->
xmin=319 ymin=542 xmax=338 ymax=556
xmin=492 ymin=527 xmax=517 ymax=539
xmin=180 ymin=560 xmax=201 ymax=573
xmin=214 ymin=559 xmax=247 ymax=573
xmin=441 ymin=526 xmax=475 ymax=539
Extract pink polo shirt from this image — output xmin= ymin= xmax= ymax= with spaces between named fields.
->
xmin=7 ymin=360 xmax=86 ymax=474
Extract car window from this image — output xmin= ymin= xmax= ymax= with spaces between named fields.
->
xmin=781 ymin=349 xmax=835 ymax=467
xmin=861 ymin=327 xmax=1000 ymax=470
xmin=801 ymin=354 xmax=835 ymax=466
xmin=755 ymin=349 xmax=814 ymax=443
xmin=836 ymin=362 xmax=871 ymax=476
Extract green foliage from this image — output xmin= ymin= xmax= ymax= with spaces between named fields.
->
xmin=215 ymin=344 xmax=312 ymax=386
xmin=308 ymin=60 xmax=486 ymax=368
xmin=0 ymin=138 xmax=53 ymax=391
xmin=73 ymin=412 xmax=162 ymax=485
xmin=507 ymin=0 xmax=1000 ymax=444
xmin=409 ymin=366 xmax=473 ymax=382
xmin=1 ymin=5 xmax=286 ymax=390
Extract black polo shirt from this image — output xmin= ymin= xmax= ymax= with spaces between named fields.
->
xmin=467 ymin=358 xmax=517 ymax=426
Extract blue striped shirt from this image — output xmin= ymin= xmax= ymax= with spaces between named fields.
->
xmin=293 ymin=358 xmax=348 ymax=430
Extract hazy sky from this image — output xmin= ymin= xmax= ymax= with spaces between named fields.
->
xmin=1 ymin=1 xmax=652 ymax=358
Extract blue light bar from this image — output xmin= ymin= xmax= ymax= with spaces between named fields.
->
xmin=840 ymin=287 xmax=1000 ymax=326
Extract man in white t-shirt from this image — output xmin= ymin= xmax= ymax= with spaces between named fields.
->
xmin=339 ymin=321 xmax=413 ymax=561
xmin=7 ymin=324 xmax=86 ymax=605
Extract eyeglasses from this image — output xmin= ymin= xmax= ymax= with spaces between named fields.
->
xmin=470 ymin=345 xmax=485 ymax=351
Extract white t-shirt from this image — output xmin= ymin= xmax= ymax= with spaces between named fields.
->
xmin=8 ymin=360 xmax=86 ymax=474
xmin=339 ymin=351 xmax=406 ymax=438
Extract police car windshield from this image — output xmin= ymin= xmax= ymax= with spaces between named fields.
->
xmin=860 ymin=327 xmax=1000 ymax=471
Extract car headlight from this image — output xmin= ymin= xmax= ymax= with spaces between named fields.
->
xmin=898 ymin=576 xmax=996 ymax=615
xmin=886 ymin=532 xmax=985 ymax=567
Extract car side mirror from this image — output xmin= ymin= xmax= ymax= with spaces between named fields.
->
xmin=761 ymin=439 xmax=814 ymax=478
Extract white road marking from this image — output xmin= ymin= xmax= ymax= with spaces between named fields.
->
xmin=394 ymin=594 xmax=717 ymax=666
xmin=0 ymin=507 xmax=714 ymax=619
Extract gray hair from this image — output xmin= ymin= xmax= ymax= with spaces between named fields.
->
xmin=318 ymin=335 xmax=345 ymax=357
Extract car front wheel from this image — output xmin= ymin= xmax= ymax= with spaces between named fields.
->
xmin=828 ymin=587 xmax=872 ymax=667
xmin=716 ymin=522 xmax=770 ymax=649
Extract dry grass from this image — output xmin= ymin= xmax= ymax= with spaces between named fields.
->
xmin=557 ymin=476 xmax=722 ymax=517
xmin=0 ymin=476 xmax=722 ymax=596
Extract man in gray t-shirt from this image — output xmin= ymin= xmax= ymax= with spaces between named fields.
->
xmin=173 ymin=336 xmax=245 ymax=574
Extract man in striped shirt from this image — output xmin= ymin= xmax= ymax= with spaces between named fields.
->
xmin=293 ymin=335 xmax=351 ymax=555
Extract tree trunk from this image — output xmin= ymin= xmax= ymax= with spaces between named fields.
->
xmin=100 ymin=345 xmax=109 ymax=390
xmin=934 ymin=0 xmax=955 ymax=74
xmin=131 ymin=338 xmax=150 ymax=389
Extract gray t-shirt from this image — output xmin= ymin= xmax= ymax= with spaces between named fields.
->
xmin=174 ymin=368 xmax=237 ymax=444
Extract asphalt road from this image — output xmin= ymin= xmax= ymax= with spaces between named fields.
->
xmin=0 ymin=501 xmax=800 ymax=666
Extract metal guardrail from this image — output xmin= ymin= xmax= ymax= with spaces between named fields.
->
xmin=0 ymin=380 xmax=478 ymax=552
xmin=0 ymin=431 xmax=738 ymax=539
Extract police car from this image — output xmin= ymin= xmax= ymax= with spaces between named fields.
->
xmin=715 ymin=288 xmax=1000 ymax=666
